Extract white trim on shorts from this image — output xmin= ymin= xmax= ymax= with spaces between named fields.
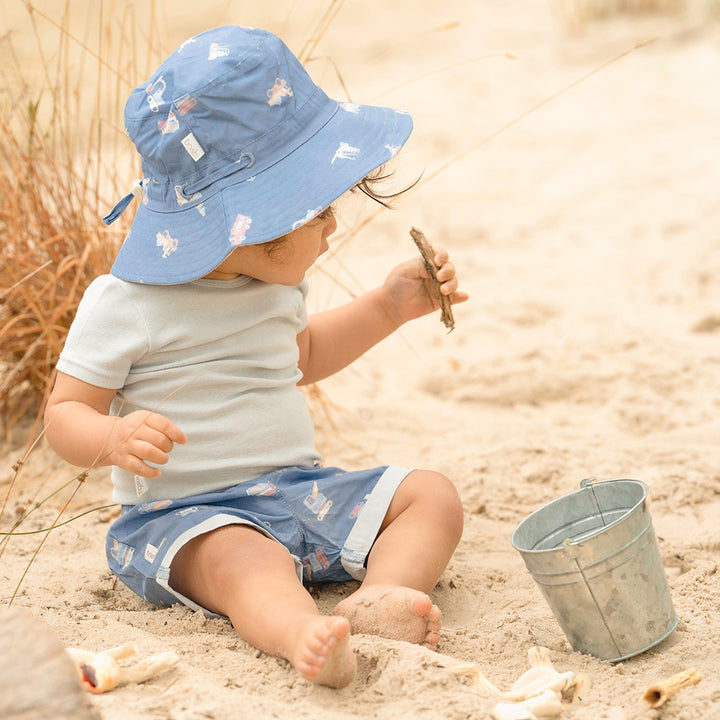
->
xmin=340 ymin=466 xmax=413 ymax=580
xmin=154 ymin=513 xmax=303 ymax=618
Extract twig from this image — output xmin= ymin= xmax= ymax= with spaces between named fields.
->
xmin=409 ymin=227 xmax=455 ymax=332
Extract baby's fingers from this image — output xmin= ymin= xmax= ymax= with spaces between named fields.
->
xmin=439 ymin=275 xmax=459 ymax=296
xmin=432 ymin=252 xmax=469 ymax=305
xmin=122 ymin=453 xmax=163 ymax=478
xmin=436 ymin=260 xmax=457 ymax=284
xmin=130 ymin=438 xmax=173 ymax=467
xmin=136 ymin=424 xmax=181 ymax=455
xmin=432 ymin=247 xmax=450 ymax=268
xmin=144 ymin=412 xmax=187 ymax=445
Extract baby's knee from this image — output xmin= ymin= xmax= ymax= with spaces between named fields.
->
xmin=406 ymin=469 xmax=464 ymax=534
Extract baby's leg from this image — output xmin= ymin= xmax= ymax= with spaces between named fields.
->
xmin=334 ymin=469 xmax=463 ymax=649
xmin=170 ymin=524 xmax=356 ymax=688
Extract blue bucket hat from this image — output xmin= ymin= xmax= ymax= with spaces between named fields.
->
xmin=106 ymin=25 xmax=413 ymax=284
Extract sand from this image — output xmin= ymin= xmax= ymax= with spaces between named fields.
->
xmin=2 ymin=1 xmax=720 ymax=718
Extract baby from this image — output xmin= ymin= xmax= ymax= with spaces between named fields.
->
xmin=45 ymin=25 xmax=468 ymax=688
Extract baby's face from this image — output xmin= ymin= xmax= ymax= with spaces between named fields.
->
xmin=204 ymin=209 xmax=337 ymax=284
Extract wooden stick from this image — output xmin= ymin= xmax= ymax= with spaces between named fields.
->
xmin=409 ymin=227 xmax=455 ymax=332
xmin=642 ymin=668 xmax=702 ymax=708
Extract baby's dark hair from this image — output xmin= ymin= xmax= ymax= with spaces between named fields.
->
xmin=352 ymin=163 xmax=419 ymax=209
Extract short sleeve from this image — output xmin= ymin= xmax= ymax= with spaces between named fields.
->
xmin=295 ymin=279 xmax=309 ymax=332
xmin=56 ymin=275 xmax=150 ymax=389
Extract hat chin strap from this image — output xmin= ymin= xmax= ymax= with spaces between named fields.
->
xmin=180 ymin=152 xmax=256 ymax=199
xmin=102 ymin=179 xmax=146 ymax=225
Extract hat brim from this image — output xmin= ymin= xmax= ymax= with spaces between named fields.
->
xmin=111 ymin=102 xmax=412 ymax=284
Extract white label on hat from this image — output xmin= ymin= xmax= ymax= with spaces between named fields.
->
xmin=181 ymin=132 xmax=205 ymax=162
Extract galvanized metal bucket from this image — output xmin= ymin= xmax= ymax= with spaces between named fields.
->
xmin=511 ymin=478 xmax=677 ymax=661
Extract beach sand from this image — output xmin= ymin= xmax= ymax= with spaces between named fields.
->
xmin=2 ymin=1 xmax=719 ymax=717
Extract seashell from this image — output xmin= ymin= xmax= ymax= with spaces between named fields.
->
xmin=446 ymin=647 xmax=587 ymax=702
xmin=509 ymin=665 xmax=577 ymax=700
xmin=492 ymin=688 xmax=564 ymax=720
xmin=444 ymin=646 xmax=591 ymax=718
xmin=66 ymin=642 xmax=179 ymax=694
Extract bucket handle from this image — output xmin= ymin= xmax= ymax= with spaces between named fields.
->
xmin=579 ymin=477 xmax=608 ymax=530
xmin=562 ymin=536 xmax=623 ymax=660
xmin=561 ymin=478 xmax=628 ymax=660
xmin=560 ymin=479 xmax=608 ymax=549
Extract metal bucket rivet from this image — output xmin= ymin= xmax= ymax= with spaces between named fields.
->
xmin=511 ymin=478 xmax=678 ymax=662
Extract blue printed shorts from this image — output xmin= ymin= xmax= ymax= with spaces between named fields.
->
xmin=106 ymin=465 xmax=411 ymax=617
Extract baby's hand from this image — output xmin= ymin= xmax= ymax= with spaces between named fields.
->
xmin=382 ymin=247 xmax=469 ymax=326
xmin=106 ymin=410 xmax=186 ymax=478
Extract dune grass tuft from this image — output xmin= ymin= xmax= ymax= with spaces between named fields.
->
xmin=0 ymin=2 xmax=141 ymax=438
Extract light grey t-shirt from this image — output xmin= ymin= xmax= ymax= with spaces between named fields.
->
xmin=57 ymin=274 xmax=321 ymax=504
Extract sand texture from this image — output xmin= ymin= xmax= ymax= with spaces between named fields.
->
xmin=2 ymin=1 xmax=719 ymax=718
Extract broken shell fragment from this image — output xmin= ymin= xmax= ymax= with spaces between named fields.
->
xmin=67 ymin=642 xmax=179 ymax=694
xmin=492 ymin=689 xmax=565 ymax=720
xmin=509 ymin=666 xmax=577 ymax=701
xmin=446 ymin=646 xmax=588 ymax=703
xmin=642 ymin=668 xmax=702 ymax=708
xmin=444 ymin=646 xmax=590 ymax=719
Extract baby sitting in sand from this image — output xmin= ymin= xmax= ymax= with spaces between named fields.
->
xmin=45 ymin=25 xmax=468 ymax=688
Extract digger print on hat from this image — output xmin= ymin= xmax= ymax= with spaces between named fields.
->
xmin=105 ymin=25 xmax=413 ymax=285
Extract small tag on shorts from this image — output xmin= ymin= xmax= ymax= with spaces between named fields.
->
xmin=134 ymin=474 xmax=148 ymax=496
xmin=144 ymin=542 xmax=159 ymax=563
xmin=181 ymin=132 xmax=205 ymax=161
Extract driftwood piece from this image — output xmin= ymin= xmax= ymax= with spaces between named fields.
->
xmin=409 ymin=227 xmax=455 ymax=332
xmin=642 ymin=668 xmax=702 ymax=708
xmin=0 ymin=608 xmax=100 ymax=720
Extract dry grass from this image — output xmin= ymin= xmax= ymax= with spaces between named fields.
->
xmin=0 ymin=124 xmax=121 ymax=435
xmin=0 ymin=1 xmax=141 ymax=438
xmin=0 ymin=0 xmax=352 ymax=602
xmin=0 ymin=1 xmax=356 ymax=441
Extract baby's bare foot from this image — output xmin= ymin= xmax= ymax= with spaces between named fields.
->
xmin=333 ymin=585 xmax=442 ymax=650
xmin=290 ymin=616 xmax=356 ymax=689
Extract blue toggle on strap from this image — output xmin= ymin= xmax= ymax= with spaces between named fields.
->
xmin=102 ymin=179 xmax=144 ymax=225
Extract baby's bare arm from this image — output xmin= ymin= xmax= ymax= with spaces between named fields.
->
xmin=44 ymin=372 xmax=186 ymax=476
xmin=297 ymin=247 xmax=468 ymax=385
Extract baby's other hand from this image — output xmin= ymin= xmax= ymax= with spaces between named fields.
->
xmin=382 ymin=247 xmax=469 ymax=326
xmin=106 ymin=410 xmax=186 ymax=477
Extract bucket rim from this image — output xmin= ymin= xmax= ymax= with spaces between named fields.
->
xmin=511 ymin=478 xmax=649 ymax=553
